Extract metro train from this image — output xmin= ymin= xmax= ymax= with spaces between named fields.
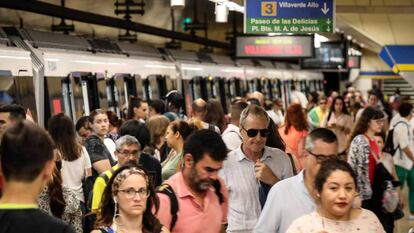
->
xmin=0 ymin=27 xmax=324 ymax=126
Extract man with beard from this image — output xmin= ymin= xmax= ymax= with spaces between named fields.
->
xmin=156 ymin=129 xmax=228 ymax=233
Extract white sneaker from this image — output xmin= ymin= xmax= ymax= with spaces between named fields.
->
xmin=408 ymin=215 xmax=414 ymax=220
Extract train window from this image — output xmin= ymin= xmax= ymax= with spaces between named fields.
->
xmin=5 ymin=75 xmax=37 ymax=121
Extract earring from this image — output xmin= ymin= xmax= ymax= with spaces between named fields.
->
xmin=113 ymin=198 xmax=123 ymax=227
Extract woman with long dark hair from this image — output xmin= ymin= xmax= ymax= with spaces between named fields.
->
xmin=320 ymin=96 xmax=353 ymax=156
xmin=92 ymin=163 xmax=169 ymax=233
xmin=204 ymin=99 xmax=226 ymax=133
xmin=48 ymin=113 xmax=92 ymax=209
xmin=348 ymin=107 xmax=385 ymax=209
xmin=278 ymin=103 xmax=308 ymax=171
xmin=38 ymin=159 xmax=83 ymax=233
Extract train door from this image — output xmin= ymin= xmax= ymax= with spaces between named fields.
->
xmin=268 ymin=79 xmax=275 ymax=100
xmin=233 ymin=78 xmax=242 ymax=97
xmin=248 ymin=79 xmax=256 ymax=93
xmin=165 ymin=76 xmax=176 ymax=95
xmin=318 ymin=80 xmax=324 ymax=92
xmin=205 ymin=76 xmax=218 ymax=101
xmin=190 ymin=76 xmax=207 ymax=101
xmin=61 ymin=72 xmax=99 ymax=121
xmin=146 ymin=75 xmax=170 ymax=100
xmin=108 ymin=73 xmax=138 ymax=117
xmin=96 ymin=74 xmax=109 ymax=111
xmin=214 ymin=77 xmax=228 ymax=114
xmin=226 ymin=78 xmax=238 ymax=101
xmin=44 ymin=76 xmax=65 ymax=121
xmin=239 ymin=79 xmax=247 ymax=97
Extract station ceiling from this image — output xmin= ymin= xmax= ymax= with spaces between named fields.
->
xmin=0 ymin=0 xmax=413 ymax=54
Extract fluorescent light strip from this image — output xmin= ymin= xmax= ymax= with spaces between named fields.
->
xmin=74 ymin=60 xmax=123 ymax=66
xmin=143 ymin=64 xmax=176 ymax=69
xmin=182 ymin=67 xmax=204 ymax=71
xmin=0 ymin=55 xmax=30 ymax=60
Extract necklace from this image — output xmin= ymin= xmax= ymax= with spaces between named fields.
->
xmin=318 ymin=209 xmax=353 ymax=232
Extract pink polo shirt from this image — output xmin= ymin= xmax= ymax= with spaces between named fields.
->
xmin=156 ymin=172 xmax=228 ymax=233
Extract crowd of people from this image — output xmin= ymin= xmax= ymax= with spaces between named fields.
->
xmin=0 ymin=84 xmax=411 ymax=233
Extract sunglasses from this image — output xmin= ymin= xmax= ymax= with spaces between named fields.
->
xmin=307 ymin=150 xmax=336 ymax=163
xmin=242 ymin=127 xmax=270 ymax=137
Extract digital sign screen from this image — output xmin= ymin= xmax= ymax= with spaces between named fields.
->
xmin=347 ymin=56 xmax=361 ymax=69
xmin=236 ymin=36 xmax=314 ymax=58
xmin=302 ymin=42 xmax=346 ymax=69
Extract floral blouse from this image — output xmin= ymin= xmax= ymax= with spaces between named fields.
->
xmin=286 ymin=209 xmax=385 ymax=233
xmin=348 ymin=134 xmax=372 ymax=201
xmin=38 ymin=186 xmax=82 ymax=233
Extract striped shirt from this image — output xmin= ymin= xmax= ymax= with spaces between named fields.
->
xmin=219 ymin=146 xmax=293 ymax=233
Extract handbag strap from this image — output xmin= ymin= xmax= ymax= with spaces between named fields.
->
xmin=363 ymin=135 xmax=380 ymax=164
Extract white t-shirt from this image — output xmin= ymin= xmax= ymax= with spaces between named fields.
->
xmin=221 ymin=124 xmax=242 ymax=151
xmin=104 ymin=137 xmax=117 ymax=161
xmin=61 ymin=146 xmax=92 ymax=203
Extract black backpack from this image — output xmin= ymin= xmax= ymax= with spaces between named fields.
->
xmin=157 ymin=180 xmax=224 ymax=230
xmin=384 ymin=121 xmax=409 ymax=156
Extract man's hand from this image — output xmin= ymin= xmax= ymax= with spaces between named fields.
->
xmin=255 ymin=161 xmax=279 ymax=186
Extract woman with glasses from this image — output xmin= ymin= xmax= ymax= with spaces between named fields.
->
xmin=320 ymin=96 xmax=353 ymax=157
xmin=92 ymin=163 xmax=169 ymax=233
xmin=286 ymin=158 xmax=384 ymax=233
xmin=348 ymin=107 xmax=385 ymax=210
xmin=278 ymin=103 xmax=308 ymax=171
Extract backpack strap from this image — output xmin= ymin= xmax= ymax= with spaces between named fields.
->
xmin=393 ymin=121 xmax=410 ymax=152
xmin=99 ymin=168 xmax=116 ymax=184
xmin=212 ymin=180 xmax=224 ymax=204
xmin=223 ymin=129 xmax=242 ymax=141
xmin=157 ymin=180 xmax=225 ymax=231
xmin=157 ymin=183 xmax=179 ymax=231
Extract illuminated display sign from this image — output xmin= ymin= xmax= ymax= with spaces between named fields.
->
xmin=236 ymin=36 xmax=313 ymax=58
xmin=347 ymin=56 xmax=361 ymax=68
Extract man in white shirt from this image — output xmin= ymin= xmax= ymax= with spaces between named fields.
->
xmin=220 ymin=105 xmax=293 ymax=233
xmin=393 ymin=102 xmax=414 ymax=219
xmin=254 ymin=128 xmax=338 ymax=233
xmin=222 ymin=101 xmax=248 ymax=151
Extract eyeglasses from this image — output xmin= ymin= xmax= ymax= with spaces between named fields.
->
xmin=371 ymin=119 xmax=384 ymax=124
xmin=307 ymin=150 xmax=336 ymax=163
xmin=242 ymin=127 xmax=270 ymax=138
xmin=117 ymin=149 xmax=140 ymax=157
xmin=117 ymin=187 xmax=149 ymax=199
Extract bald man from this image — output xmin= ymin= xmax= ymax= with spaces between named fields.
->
xmin=190 ymin=98 xmax=220 ymax=134
xmin=250 ymin=91 xmax=265 ymax=107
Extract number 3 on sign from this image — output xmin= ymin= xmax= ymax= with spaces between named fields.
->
xmin=261 ymin=1 xmax=276 ymax=16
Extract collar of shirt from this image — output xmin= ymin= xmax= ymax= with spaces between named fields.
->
xmin=298 ymin=170 xmax=315 ymax=202
xmin=234 ymin=146 xmax=273 ymax=162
